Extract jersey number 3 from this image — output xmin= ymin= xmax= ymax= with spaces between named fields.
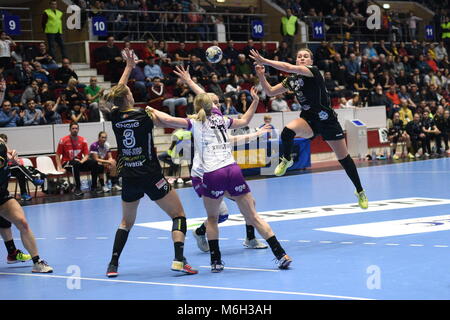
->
xmin=123 ymin=129 xmax=136 ymax=148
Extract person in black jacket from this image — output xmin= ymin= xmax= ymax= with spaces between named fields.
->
xmin=405 ymin=112 xmax=426 ymax=158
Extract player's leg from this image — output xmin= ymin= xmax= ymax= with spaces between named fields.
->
xmin=155 ymin=189 xmax=198 ymax=274
xmin=275 ymin=118 xmax=314 ymax=176
xmin=0 ymin=199 xmax=52 ymax=273
xmin=230 ymin=192 xmax=292 ymax=269
xmin=0 ymin=217 xmax=31 ymax=264
xmin=326 ymin=138 xmax=368 ymax=209
xmin=202 ymin=195 xmax=225 ymax=272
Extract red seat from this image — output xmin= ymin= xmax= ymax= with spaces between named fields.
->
xmin=256 ymin=101 xmax=267 ymax=113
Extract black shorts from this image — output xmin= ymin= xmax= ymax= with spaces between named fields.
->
xmin=0 ymin=190 xmax=13 ymax=228
xmin=121 ymin=173 xmax=171 ymax=202
xmin=301 ymin=114 xmax=345 ymax=141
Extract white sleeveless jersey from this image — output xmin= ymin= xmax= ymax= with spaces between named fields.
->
xmin=187 ymin=111 xmax=235 ymax=175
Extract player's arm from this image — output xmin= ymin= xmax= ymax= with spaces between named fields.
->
xmin=230 ymin=125 xmax=272 ymax=145
xmin=118 ymin=48 xmax=136 ymax=86
xmin=255 ymin=64 xmax=288 ymax=97
xmin=249 ymin=49 xmax=313 ymax=77
xmin=229 ymin=87 xmax=259 ymax=129
xmin=173 ymin=65 xmax=205 ymax=95
xmin=146 ymin=106 xmax=189 ymax=129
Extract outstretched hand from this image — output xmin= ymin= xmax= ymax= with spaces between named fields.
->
xmin=173 ymin=65 xmax=191 ymax=83
xmin=123 ymin=48 xmax=136 ymax=69
xmin=249 ymin=49 xmax=266 ymax=65
xmin=254 ymin=64 xmax=265 ymax=76
xmin=250 ymin=86 xmax=259 ymax=101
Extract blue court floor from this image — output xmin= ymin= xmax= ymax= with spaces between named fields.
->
xmin=1 ymin=158 xmax=449 ymax=300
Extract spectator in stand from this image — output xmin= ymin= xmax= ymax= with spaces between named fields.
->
xmin=406 ymin=12 xmax=422 ymax=41
xmin=415 ymin=54 xmax=432 ymax=74
xmin=142 ymin=38 xmax=157 ymax=60
xmin=236 ymin=92 xmax=251 ymax=113
xmin=359 ymin=55 xmax=371 ymax=79
xmin=14 ymin=61 xmax=34 ymax=88
xmin=399 ymin=98 xmax=414 ymax=124
xmin=172 ymin=42 xmax=190 ymax=66
xmin=155 ymin=40 xmax=171 ymax=65
xmin=315 ymin=41 xmax=332 ymax=72
xmin=42 ymin=0 xmax=67 ymax=60
xmin=378 ymin=40 xmax=392 ymax=57
xmin=70 ymin=104 xmax=88 ymax=123
xmin=0 ymin=100 xmax=24 ymax=127
xmin=363 ymin=41 xmax=378 ymax=59
xmin=408 ymin=40 xmax=422 ymax=60
xmin=39 ymin=82 xmax=55 ymax=104
xmin=0 ymin=32 xmax=16 ymax=70
xmin=129 ymin=61 xmax=151 ymax=101
xmin=273 ymin=41 xmax=293 ymax=64
xmin=396 ymin=69 xmax=409 ymax=87
xmin=147 ymin=76 xmax=165 ymax=109
xmin=63 ymin=78 xmax=86 ymax=110
xmin=398 ymin=85 xmax=416 ymax=108
xmin=42 ymin=100 xmax=62 ymax=124
xmin=434 ymin=41 xmax=448 ymax=62
xmin=23 ymin=99 xmax=44 ymax=126
xmin=424 ymin=70 xmax=440 ymax=87
xmin=324 ymin=71 xmax=344 ymax=98
xmin=386 ymin=85 xmax=401 ymax=107
xmin=55 ymin=58 xmax=78 ymax=87
xmin=369 ymin=85 xmax=392 ymax=109
xmin=425 ymin=53 xmax=439 ymax=73
xmin=235 ymin=54 xmax=253 ymax=82
xmin=221 ymin=96 xmax=239 ymax=115
xmin=223 ymin=40 xmax=239 ymax=65
xmin=411 ymin=68 xmax=424 ymax=87
xmin=94 ymin=36 xmax=123 ymax=83
xmin=330 ymin=53 xmax=347 ymax=86
xmin=84 ymin=76 xmax=103 ymax=122
xmin=344 ymin=93 xmax=363 ymax=108
xmin=242 ymin=39 xmax=256 ymax=60
xmin=20 ymin=80 xmax=41 ymax=107
xmin=406 ymin=112 xmax=426 ymax=158
xmin=120 ymin=41 xmax=141 ymax=64
xmin=225 ymin=74 xmax=251 ymax=102
xmin=32 ymin=61 xmax=52 ymax=85
xmin=421 ymin=109 xmax=440 ymax=156
xmin=89 ymin=131 xmax=121 ymax=193
xmin=270 ymin=94 xmax=290 ymax=112
xmin=144 ymin=57 xmax=164 ymax=81
xmin=186 ymin=3 xmax=206 ymax=41
xmin=189 ymin=40 xmax=206 ymax=63
xmin=33 ymin=42 xmax=58 ymax=70
xmin=339 ymin=40 xmax=353 ymax=60
xmin=353 ymin=72 xmax=369 ymax=102
xmin=162 ymin=78 xmax=188 ymax=116
xmin=366 ymin=72 xmax=378 ymax=91
xmin=214 ymin=58 xmax=232 ymax=80
xmin=434 ymin=105 xmax=449 ymax=154
xmin=345 ymin=53 xmax=360 ymax=79
xmin=207 ymin=74 xmax=225 ymax=102
xmin=426 ymin=84 xmax=440 ymax=103
xmin=55 ymin=121 xmax=99 ymax=197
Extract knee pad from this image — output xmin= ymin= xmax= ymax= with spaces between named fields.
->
xmin=172 ymin=216 xmax=187 ymax=235
xmin=281 ymin=127 xmax=296 ymax=141
xmin=0 ymin=216 xmax=11 ymax=229
xmin=218 ymin=201 xmax=229 ymax=224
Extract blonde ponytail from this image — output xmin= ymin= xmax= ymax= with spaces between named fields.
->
xmin=188 ymin=93 xmax=213 ymax=122
xmin=104 ymin=84 xmax=129 ymax=108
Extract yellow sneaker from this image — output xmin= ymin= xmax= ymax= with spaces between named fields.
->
xmin=355 ymin=190 xmax=369 ymax=209
xmin=393 ymin=154 xmax=399 ymax=160
xmin=408 ymin=153 xmax=415 ymax=159
xmin=274 ymin=157 xmax=294 ymax=176
xmin=7 ymin=249 xmax=31 ymax=264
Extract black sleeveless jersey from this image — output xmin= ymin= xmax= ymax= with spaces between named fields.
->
xmin=111 ymin=107 xmax=162 ymax=178
xmin=281 ymin=65 xmax=334 ymax=122
xmin=389 ymin=119 xmax=405 ymax=135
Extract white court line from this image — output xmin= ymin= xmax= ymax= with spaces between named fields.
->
xmin=199 ymin=266 xmax=280 ymax=273
xmin=55 ymin=237 xmax=67 ymax=240
xmin=137 ymin=237 xmax=149 ymax=240
xmin=319 ymin=241 xmax=333 ymax=244
xmin=0 ymin=272 xmax=373 ymax=300
xmin=409 ymin=244 xmax=424 ymax=247
xmin=157 ymin=237 xmax=168 ymax=240
xmin=96 ymin=237 xmax=109 ymax=240
xmin=434 ymin=245 xmax=448 ymax=248
xmin=385 ymin=243 xmax=400 ymax=246
xmin=75 ymin=237 xmax=88 ymax=240
xmin=340 ymin=242 xmax=353 ymax=244
xmin=297 ymin=240 xmax=311 ymax=243
xmin=363 ymin=242 xmax=377 ymax=245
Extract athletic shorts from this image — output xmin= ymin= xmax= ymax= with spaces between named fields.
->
xmin=301 ymin=113 xmax=345 ymax=141
xmin=191 ymin=176 xmax=204 ymax=198
xmin=202 ymin=163 xmax=250 ymax=199
xmin=121 ymin=173 xmax=171 ymax=202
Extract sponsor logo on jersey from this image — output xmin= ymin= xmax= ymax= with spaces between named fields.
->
xmin=115 ymin=119 xmax=140 ymax=129
xmin=318 ymin=110 xmax=329 ymax=120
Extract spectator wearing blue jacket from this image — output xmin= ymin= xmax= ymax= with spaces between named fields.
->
xmin=0 ymin=100 xmax=24 ymax=127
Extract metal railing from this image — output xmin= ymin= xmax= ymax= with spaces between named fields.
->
xmin=302 ymin=15 xmax=442 ymax=42
xmin=85 ymin=9 xmax=269 ymax=41
xmin=0 ymin=6 xmax=33 ymax=40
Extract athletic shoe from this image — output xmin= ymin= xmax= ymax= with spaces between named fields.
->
xmin=32 ymin=260 xmax=53 ymax=273
xmin=92 ymin=186 xmax=103 ymax=194
xmin=7 ymin=249 xmax=31 ymax=264
xmin=243 ymin=238 xmax=268 ymax=249
xmin=21 ymin=193 xmax=32 ymax=201
xmin=392 ymin=154 xmax=400 ymax=160
xmin=415 ymin=153 xmax=421 ymax=158
xmin=355 ymin=190 xmax=369 ymax=209
xmin=176 ymin=178 xmax=184 ymax=184
xmin=408 ymin=153 xmax=415 ymax=159
xmin=112 ymin=184 xmax=122 ymax=192
xmin=276 ymin=255 xmax=292 ymax=270
xmin=192 ymin=229 xmax=209 ymax=252
xmin=171 ymin=259 xmax=198 ymax=275
xmin=274 ymin=157 xmax=294 ymax=176
xmin=424 ymin=152 xmax=430 ymax=157
xmin=102 ymin=185 xmax=111 ymax=193
xmin=106 ymin=263 xmax=118 ymax=278
xmin=73 ymin=188 xmax=84 ymax=197
xmin=211 ymin=260 xmax=224 ymax=273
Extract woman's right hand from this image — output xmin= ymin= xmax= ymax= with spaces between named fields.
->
xmin=173 ymin=65 xmax=191 ymax=83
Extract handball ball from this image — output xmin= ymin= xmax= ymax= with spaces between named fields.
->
xmin=206 ymin=46 xmax=223 ymax=63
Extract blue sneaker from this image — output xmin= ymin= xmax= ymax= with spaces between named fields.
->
xmin=33 ymin=178 xmax=45 ymax=186
xmin=21 ymin=193 xmax=32 ymax=201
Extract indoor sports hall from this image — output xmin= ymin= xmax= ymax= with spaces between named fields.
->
xmin=0 ymin=0 xmax=449 ymax=302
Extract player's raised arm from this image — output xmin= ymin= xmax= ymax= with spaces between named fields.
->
xmin=118 ymin=48 xmax=136 ymax=86
xmin=173 ymin=65 xmax=205 ymax=95
xmin=249 ymin=49 xmax=313 ymax=77
xmin=229 ymin=87 xmax=259 ymax=129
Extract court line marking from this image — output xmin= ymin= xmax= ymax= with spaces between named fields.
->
xmin=0 ymin=272 xmax=373 ymax=300
xmin=198 ymin=266 xmax=280 ymax=272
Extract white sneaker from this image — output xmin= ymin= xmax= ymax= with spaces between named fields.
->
xmin=176 ymin=178 xmax=184 ymax=184
xmin=243 ymin=238 xmax=268 ymax=249
xmin=32 ymin=259 xmax=53 ymax=273
xmin=415 ymin=153 xmax=421 ymax=158
xmin=102 ymin=185 xmax=111 ymax=193
xmin=192 ymin=229 xmax=209 ymax=252
xmin=424 ymin=153 xmax=430 ymax=157
xmin=112 ymin=184 xmax=122 ymax=191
